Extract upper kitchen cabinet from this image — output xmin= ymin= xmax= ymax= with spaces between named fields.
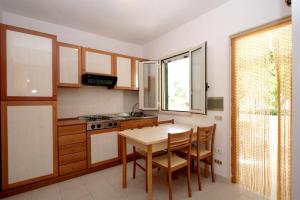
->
xmin=113 ymin=56 xmax=146 ymax=90
xmin=82 ymin=47 xmax=113 ymax=75
xmin=0 ymin=24 xmax=57 ymax=101
xmin=58 ymin=42 xmax=82 ymax=88
xmin=114 ymin=55 xmax=133 ymax=89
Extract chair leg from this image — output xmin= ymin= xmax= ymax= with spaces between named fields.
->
xmin=211 ymin=156 xmax=215 ymax=182
xmin=168 ymin=171 xmax=173 ymax=200
xmin=191 ymin=159 xmax=195 ymax=172
xmin=187 ymin=166 xmax=192 ymax=197
xmin=196 ymin=159 xmax=202 ymax=191
xmin=205 ymin=158 xmax=209 ymax=177
xmin=145 ymin=161 xmax=148 ymax=192
xmin=132 ymin=147 xmax=136 ymax=179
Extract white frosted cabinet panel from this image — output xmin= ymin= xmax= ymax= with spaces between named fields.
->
xmin=85 ymin=51 xmax=111 ymax=74
xmin=91 ymin=132 xmax=118 ymax=164
xmin=7 ymin=105 xmax=54 ymax=184
xmin=116 ymin=57 xmax=131 ymax=87
xmin=6 ymin=30 xmax=53 ymax=97
xmin=59 ymin=46 xmax=79 ymax=84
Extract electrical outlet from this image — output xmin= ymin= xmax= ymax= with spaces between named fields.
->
xmin=214 ymin=148 xmax=222 ymax=155
xmin=214 ymin=159 xmax=223 ymax=165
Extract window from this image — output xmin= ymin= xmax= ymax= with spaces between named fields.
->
xmin=161 ymin=42 xmax=207 ymax=114
xmin=162 ymin=53 xmax=190 ymax=111
xmin=138 ymin=61 xmax=159 ymax=110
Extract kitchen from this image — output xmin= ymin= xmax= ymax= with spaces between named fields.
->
xmin=0 ymin=0 xmax=299 ymax=200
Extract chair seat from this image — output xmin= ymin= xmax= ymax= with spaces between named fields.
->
xmin=152 ymin=154 xmax=188 ymax=169
xmin=179 ymin=147 xmax=211 ymax=158
xmin=136 ymin=148 xmax=166 ymax=158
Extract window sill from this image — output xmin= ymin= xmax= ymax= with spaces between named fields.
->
xmin=158 ymin=110 xmax=193 ymax=116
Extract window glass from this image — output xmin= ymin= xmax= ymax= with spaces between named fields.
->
xmin=163 ymin=54 xmax=189 ymax=111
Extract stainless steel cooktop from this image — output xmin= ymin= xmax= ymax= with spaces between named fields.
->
xmin=79 ymin=115 xmax=119 ymax=131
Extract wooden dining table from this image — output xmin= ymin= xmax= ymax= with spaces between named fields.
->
xmin=118 ymin=123 xmax=197 ymax=200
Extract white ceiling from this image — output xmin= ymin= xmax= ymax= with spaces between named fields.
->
xmin=0 ymin=0 xmax=230 ymax=44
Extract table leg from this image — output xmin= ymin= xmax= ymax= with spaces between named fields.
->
xmin=147 ymin=145 xmax=153 ymax=200
xmin=122 ymin=136 xmax=127 ymax=188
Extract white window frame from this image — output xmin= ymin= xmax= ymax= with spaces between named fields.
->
xmin=189 ymin=42 xmax=207 ymax=114
xmin=138 ymin=61 xmax=160 ymax=110
xmin=160 ymin=41 xmax=207 ymax=114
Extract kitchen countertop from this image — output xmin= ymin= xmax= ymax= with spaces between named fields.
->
xmin=58 ymin=114 xmax=157 ymax=126
xmin=57 ymin=118 xmax=86 ymax=126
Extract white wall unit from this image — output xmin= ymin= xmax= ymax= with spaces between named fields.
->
xmin=116 ymin=56 xmax=132 ymax=88
xmin=89 ymin=131 xmax=118 ymax=166
xmin=3 ymin=26 xmax=56 ymax=99
xmin=1 ymin=101 xmax=57 ymax=189
xmin=83 ymin=49 xmax=112 ymax=75
xmin=58 ymin=43 xmax=81 ymax=87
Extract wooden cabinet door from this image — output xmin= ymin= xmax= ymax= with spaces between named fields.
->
xmin=0 ymin=24 xmax=57 ymax=101
xmin=82 ymin=48 xmax=113 ymax=75
xmin=0 ymin=101 xmax=58 ymax=189
xmin=58 ymin=42 xmax=81 ymax=87
xmin=115 ymin=56 xmax=132 ymax=89
xmin=88 ymin=129 xmax=119 ymax=168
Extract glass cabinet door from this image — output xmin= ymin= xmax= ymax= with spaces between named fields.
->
xmin=139 ymin=61 xmax=159 ymax=110
xmin=2 ymin=25 xmax=56 ymax=100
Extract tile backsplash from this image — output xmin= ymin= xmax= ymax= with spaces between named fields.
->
xmin=57 ymin=86 xmax=139 ymax=118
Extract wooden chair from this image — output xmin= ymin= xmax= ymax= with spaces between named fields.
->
xmin=152 ymin=129 xmax=193 ymax=200
xmin=158 ymin=119 xmax=175 ymax=125
xmin=132 ymin=119 xmax=175 ymax=191
xmin=180 ymin=124 xmax=216 ymax=191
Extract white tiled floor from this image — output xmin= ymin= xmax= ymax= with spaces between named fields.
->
xmin=2 ymin=162 xmax=265 ymax=200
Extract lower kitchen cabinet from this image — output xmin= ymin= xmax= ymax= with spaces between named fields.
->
xmin=88 ymin=128 xmax=119 ymax=168
xmin=0 ymin=101 xmax=58 ymax=189
xmin=57 ymin=120 xmax=87 ymax=176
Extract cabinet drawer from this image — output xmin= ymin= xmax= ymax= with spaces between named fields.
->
xmin=59 ymin=133 xmax=86 ymax=146
xmin=58 ymin=124 xmax=86 ymax=136
xmin=59 ymin=151 xmax=87 ymax=165
xmin=59 ymin=160 xmax=87 ymax=175
xmin=59 ymin=143 xmax=86 ymax=156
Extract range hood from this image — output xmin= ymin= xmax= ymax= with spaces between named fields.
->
xmin=82 ymin=73 xmax=117 ymax=88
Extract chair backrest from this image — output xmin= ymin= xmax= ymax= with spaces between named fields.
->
xmin=196 ymin=124 xmax=216 ymax=152
xmin=167 ymin=129 xmax=193 ymax=169
xmin=158 ymin=119 xmax=175 ymax=125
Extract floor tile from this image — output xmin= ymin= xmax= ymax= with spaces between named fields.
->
xmin=31 ymin=184 xmax=61 ymax=200
xmin=58 ymin=177 xmax=89 ymax=200
xmin=1 ymin=162 xmax=267 ymax=200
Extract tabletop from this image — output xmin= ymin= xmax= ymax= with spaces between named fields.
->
xmin=118 ymin=123 xmax=198 ymax=145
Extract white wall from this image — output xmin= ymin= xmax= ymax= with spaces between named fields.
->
xmin=1 ymin=12 xmax=142 ymax=118
xmin=292 ymin=1 xmax=300 ymax=199
xmin=143 ymin=0 xmax=290 ymax=178
xmin=2 ymin=12 xmax=142 ymax=57
xmin=0 ymin=7 xmax=3 ymax=22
